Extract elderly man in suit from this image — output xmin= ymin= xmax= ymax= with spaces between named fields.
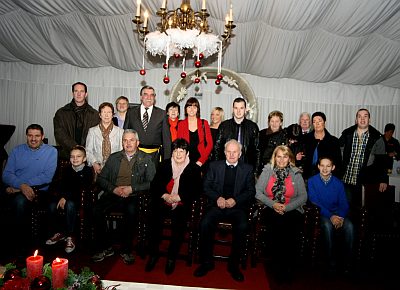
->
xmin=124 ymin=85 xmax=171 ymax=165
xmin=194 ymin=139 xmax=255 ymax=282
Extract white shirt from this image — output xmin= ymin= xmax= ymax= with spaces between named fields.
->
xmin=226 ymin=160 xmax=238 ymax=167
xmin=140 ymin=104 xmax=154 ymax=121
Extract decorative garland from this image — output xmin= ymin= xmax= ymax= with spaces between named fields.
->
xmin=0 ymin=263 xmax=104 ymax=290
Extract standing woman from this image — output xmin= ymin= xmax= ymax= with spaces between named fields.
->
xmin=255 ymin=145 xmax=307 ymax=281
xmin=166 ymin=102 xmax=180 ymax=142
xmin=113 ymin=96 xmax=129 ymax=128
xmin=258 ymin=110 xmax=288 ymax=174
xmin=209 ymin=107 xmax=224 ymax=144
xmin=177 ymin=97 xmax=213 ymax=168
xmin=86 ymin=102 xmax=124 ymax=174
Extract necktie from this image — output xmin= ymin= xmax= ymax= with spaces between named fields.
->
xmin=229 ymin=165 xmax=234 ymax=169
xmin=237 ymin=125 xmax=242 ymax=144
xmin=142 ymin=108 xmax=149 ymax=131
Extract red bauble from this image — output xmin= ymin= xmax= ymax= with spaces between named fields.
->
xmin=174 ymin=53 xmax=180 ymax=59
xmin=215 ymin=79 xmax=221 ymax=85
xmin=163 ymin=63 xmax=168 ymax=70
xmin=199 ymin=53 xmax=204 ymax=60
xmin=194 ymin=61 xmax=201 ymax=68
xmin=217 ymin=74 xmax=223 ymax=80
xmin=3 ymin=269 xmax=22 ymax=282
xmin=180 ymin=72 xmax=187 ymax=78
xmin=139 ymin=69 xmax=146 ymax=75
xmin=88 ymin=275 xmax=102 ymax=290
xmin=194 ymin=78 xmax=200 ymax=83
xmin=163 ymin=76 xmax=170 ymax=84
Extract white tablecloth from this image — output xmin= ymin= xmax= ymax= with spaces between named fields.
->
xmin=102 ymin=280 xmax=229 ymax=290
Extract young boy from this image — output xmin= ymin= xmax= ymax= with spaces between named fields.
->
xmin=307 ymin=156 xmax=354 ymax=274
xmin=45 ymin=145 xmax=93 ymax=253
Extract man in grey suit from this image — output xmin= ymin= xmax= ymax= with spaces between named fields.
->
xmin=124 ymin=85 xmax=171 ymax=164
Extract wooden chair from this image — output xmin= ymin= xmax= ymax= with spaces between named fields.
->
xmin=193 ymin=196 xmax=256 ymax=269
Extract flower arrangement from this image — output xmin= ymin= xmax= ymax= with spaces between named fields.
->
xmin=0 ymin=263 xmax=102 ymax=290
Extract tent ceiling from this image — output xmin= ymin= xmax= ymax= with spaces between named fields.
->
xmin=1 ymin=0 xmax=400 ymax=88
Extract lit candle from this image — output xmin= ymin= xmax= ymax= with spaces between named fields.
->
xmin=202 ymin=0 xmax=206 ymax=10
xmin=136 ymin=0 xmax=141 ymax=17
xmin=229 ymin=3 xmax=233 ymax=21
xmin=52 ymin=257 xmax=68 ymax=289
xmin=26 ymin=250 xmax=43 ymax=280
xmin=161 ymin=0 xmax=166 ymax=9
xmin=143 ymin=10 xmax=149 ymax=28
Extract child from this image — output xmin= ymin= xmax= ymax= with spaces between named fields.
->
xmin=45 ymin=145 xmax=93 ymax=253
xmin=307 ymin=156 xmax=354 ymax=274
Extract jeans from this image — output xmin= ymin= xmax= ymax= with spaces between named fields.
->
xmin=320 ymin=216 xmax=354 ymax=266
xmin=48 ymin=199 xmax=77 ymax=236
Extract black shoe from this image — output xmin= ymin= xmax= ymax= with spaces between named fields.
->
xmin=194 ymin=263 xmax=214 ymax=277
xmin=145 ymin=256 xmax=159 ymax=272
xmin=165 ymin=259 xmax=176 ymax=275
xmin=228 ymin=265 xmax=244 ymax=282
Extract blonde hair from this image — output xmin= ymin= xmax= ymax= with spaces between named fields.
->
xmin=268 ymin=110 xmax=284 ymax=123
xmin=210 ymin=107 xmax=225 ymax=125
xmin=270 ymin=145 xmax=295 ymax=168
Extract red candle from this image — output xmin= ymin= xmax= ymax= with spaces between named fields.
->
xmin=51 ymin=257 xmax=68 ymax=289
xmin=26 ymin=250 xmax=43 ymax=280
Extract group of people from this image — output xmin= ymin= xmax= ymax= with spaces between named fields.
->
xmin=1 ymin=81 xmax=399 ymax=283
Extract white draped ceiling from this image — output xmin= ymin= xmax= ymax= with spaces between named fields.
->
xmin=1 ymin=0 xmax=400 ymax=88
xmin=0 ymin=0 xmax=400 ymax=151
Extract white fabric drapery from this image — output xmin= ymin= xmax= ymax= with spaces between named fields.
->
xmin=0 ymin=62 xmax=399 ymax=153
xmin=0 ymin=0 xmax=400 ymax=88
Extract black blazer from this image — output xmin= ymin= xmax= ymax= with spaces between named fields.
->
xmin=203 ymin=160 xmax=255 ymax=210
xmin=124 ymin=105 xmax=172 ymax=159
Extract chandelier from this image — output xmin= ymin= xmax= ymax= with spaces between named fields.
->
xmin=133 ymin=0 xmax=235 ymax=84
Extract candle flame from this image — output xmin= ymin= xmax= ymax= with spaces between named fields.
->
xmin=56 ymin=257 xmax=61 ymax=262
xmin=34 ymin=250 xmax=38 ymax=257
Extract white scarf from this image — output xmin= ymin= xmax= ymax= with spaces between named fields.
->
xmin=170 ymin=154 xmax=190 ymax=209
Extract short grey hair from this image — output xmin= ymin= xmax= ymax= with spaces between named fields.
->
xmin=299 ymin=112 xmax=311 ymax=122
xmin=224 ymin=139 xmax=242 ymax=152
xmin=123 ymin=129 xmax=139 ymax=141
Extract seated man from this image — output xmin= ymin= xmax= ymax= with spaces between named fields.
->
xmin=194 ymin=139 xmax=255 ymax=282
xmin=2 ymin=124 xmax=57 ymax=256
xmin=92 ymin=129 xmax=156 ymax=265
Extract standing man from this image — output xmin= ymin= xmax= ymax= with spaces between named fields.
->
xmin=54 ymin=82 xmax=100 ymax=159
xmin=2 ymin=124 xmax=57 ymax=256
xmin=124 ymin=85 xmax=172 ymax=164
xmin=214 ymin=97 xmax=260 ymax=174
xmin=92 ymin=129 xmax=156 ymax=264
xmin=382 ymin=123 xmax=400 ymax=169
xmin=339 ymin=108 xmax=386 ymax=209
xmin=194 ymin=140 xmax=255 ymax=282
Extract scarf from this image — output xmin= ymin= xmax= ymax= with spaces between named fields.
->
xmin=169 ymin=118 xmax=179 ymax=142
xmin=99 ymin=123 xmax=113 ymax=164
xmin=170 ymin=154 xmax=190 ymax=209
xmin=271 ymin=166 xmax=290 ymax=203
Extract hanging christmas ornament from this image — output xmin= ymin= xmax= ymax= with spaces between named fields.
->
xmin=194 ymin=77 xmax=200 ymax=84
xmin=217 ymin=74 xmax=223 ymax=80
xmin=163 ymin=63 xmax=168 ymax=70
xmin=194 ymin=61 xmax=201 ymax=68
xmin=181 ymin=72 xmax=187 ymax=78
xmin=139 ymin=69 xmax=146 ymax=75
xmin=199 ymin=53 xmax=204 ymax=60
xmin=215 ymin=79 xmax=221 ymax=85
xmin=163 ymin=76 xmax=170 ymax=84
xmin=174 ymin=53 xmax=180 ymax=59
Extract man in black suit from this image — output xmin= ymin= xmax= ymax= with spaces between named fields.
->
xmin=194 ymin=139 xmax=255 ymax=282
xmin=124 ymin=85 xmax=171 ymax=164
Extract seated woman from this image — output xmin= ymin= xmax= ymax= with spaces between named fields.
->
xmin=255 ymin=145 xmax=307 ymax=281
xmin=307 ymin=156 xmax=354 ymax=275
xmin=46 ymin=146 xmax=93 ymax=253
xmin=177 ymin=97 xmax=213 ymax=169
xmin=145 ymin=138 xmax=202 ymax=275
xmin=86 ymin=102 xmax=124 ymax=174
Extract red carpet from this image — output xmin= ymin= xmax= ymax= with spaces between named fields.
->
xmin=89 ymin=255 xmax=270 ymax=290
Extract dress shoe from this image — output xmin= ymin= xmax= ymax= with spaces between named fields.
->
xmin=193 ymin=263 xmax=215 ymax=277
xmin=145 ymin=256 xmax=159 ymax=272
xmin=165 ymin=259 xmax=176 ymax=275
xmin=228 ymin=265 xmax=244 ymax=282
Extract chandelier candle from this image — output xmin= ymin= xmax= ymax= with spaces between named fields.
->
xmin=26 ymin=250 xmax=43 ymax=280
xmin=52 ymin=257 xmax=68 ymax=289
